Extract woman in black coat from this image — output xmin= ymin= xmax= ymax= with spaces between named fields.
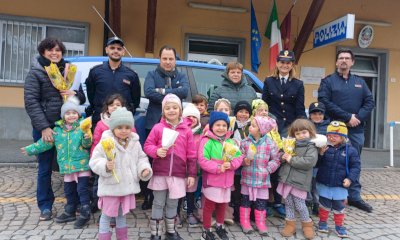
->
xmin=262 ymin=50 xmax=306 ymax=137
xmin=261 ymin=50 xmax=306 ymax=219
xmin=24 ymin=37 xmax=85 ymax=221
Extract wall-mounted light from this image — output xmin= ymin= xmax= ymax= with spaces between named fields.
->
xmin=355 ymin=19 xmax=392 ymax=27
xmin=188 ymin=2 xmax=247 ymax=13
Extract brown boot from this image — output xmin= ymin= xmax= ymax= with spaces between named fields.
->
xmin=281 ymin=219 xmax=296 ymax=237
xmin=302 ymin=221 xmax=315 ymax=239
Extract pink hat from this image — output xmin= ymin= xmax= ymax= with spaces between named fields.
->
xmin=162 ymin=94 xmax=182 ymax=113
xmin=254 ymin=116 xmax=276 ymax=136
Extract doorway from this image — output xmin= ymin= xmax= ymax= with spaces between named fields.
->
xmin=343 ymin=47 xmax=388 ymax=150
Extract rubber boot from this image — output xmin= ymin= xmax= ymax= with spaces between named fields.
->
xmin=302 ymin=221 xmax=315 ymax=239
xmin=239 ymin=207 xmax=253 ymax=234
xmin=165 ymin=217 xmax=183 ymax=240
xmin=254 ymin=209 xmax=268 ymax=236
xmin=115 ymin=226 xmax=128 ymax=240
xmin=281 ymin=219 xmax=296 ymax=237
xmin=98 ymin=232 xmax=112 ymax=240
xmin=150 ymin=218 xmax=163 ymax=240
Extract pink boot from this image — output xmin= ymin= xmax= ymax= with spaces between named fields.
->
xmin=239 ymin=207 xmax=254 ymax=234
xmin=116 ymin=227 xmax=128 ymax=240
xmin=98 ymin=232 xmax=112 ymax=240
xmin=254 ymin=209 xmax=268 ymax=236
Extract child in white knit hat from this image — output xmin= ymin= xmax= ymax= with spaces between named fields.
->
xmin=22 ymin=97 xmax=92 ymax=229
xmin=90 ymin=107 xmax=153 ymax=240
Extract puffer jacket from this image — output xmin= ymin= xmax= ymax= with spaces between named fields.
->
xmin=198 ymin=130 xmax=243 ymax=189
xmin=240 ymin=135 xmax=281 ymax=188
xmin=24 ymin=118 xmax=91 ymax=175
xmin=144 ymin=118 xmax=197 ymax=178
xmin=207 ymin=73 xmax=257 ymax=113
xmin=278 ymin=140 xmax=318 ymax=191
xmin=316 ymin=142 xmax=360 ymax=187
xmin=90 ymin=130 xmax=153 ymax=197
xmin=24 ymin=57 xmax=86 ymax=131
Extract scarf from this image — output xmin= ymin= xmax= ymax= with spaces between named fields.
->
xmin=100 ymin=112 xmax=111 ymax=127
xmin=156 ymin=65 xmax=178 ymax=89
xmin=38 ymin=55 xmax=67 ymax=74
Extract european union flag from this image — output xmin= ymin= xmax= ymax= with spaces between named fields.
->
xmin=251 ymin=1 xmax=261 ymax=73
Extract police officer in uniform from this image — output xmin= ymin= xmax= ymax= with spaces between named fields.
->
xmin=262 ymin=50 xmax=306 ymax=137
xmin=85 ymin=37 xmax=141 ymax=128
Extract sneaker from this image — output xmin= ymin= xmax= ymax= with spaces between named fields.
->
xmin=318 ymin=221 xmax=329 ymax=233
xmin=201 ymin=229 xmax=216 ymax=240
xmin=215 ymin=225 xmax=229 ymax=240
xmin=39 ymin=209 xmax=53 ymax=221
xmin=187 ymin=214 xmax=200 ymax=227
xmin=335 ymin=225 xmax=349 ymax=238
xmin=348 ymin=199 xmax=373 ymax=213
xmin=273 ymin=204 xmax=286 ymax=218
xmin=266 ymin=206 xmax=274 ymax=218
xmin=195 ymin=197 xmax=202 ymax=209
xmin=224 ymin=218 xmax=234 ymax=225
xmin=176 ymin=215 xmax=183 ymax=228
xmin=182 ymin=198 xmax=188 ymax=212
xmin=55 ymin=212 xmax=76 ymax=223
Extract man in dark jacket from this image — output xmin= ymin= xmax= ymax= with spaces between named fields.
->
xmin=318 ymin=49 xmax=375 ymax=213
xmin=85 ymin=37 xmax=141 ymax=127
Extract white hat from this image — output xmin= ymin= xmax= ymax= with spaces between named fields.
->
xmin=182 ymin=103 xmax=201 ymax=123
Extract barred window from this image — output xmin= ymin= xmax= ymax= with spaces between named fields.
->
xmin=0 ymin=15 xmax=88 ymax=85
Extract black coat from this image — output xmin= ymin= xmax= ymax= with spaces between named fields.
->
xmin=24 ymin=57 xmax=86 ymax=132
xmin=262 ymin=76 xmax=306 ymax=132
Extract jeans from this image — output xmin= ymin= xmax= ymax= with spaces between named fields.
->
xmin=319 ymin=196 xmax=345 ymax=213
xmin=347 ymin=129 xmax=365 ymax=201
xmin=64 ymin=176 xmax=91 ymax=212
xmin=33 ymin=128 xmax=55 ymax=212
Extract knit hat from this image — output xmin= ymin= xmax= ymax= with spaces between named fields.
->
xmin=162 ymin=94 xmax=182 ymax=114
xmin=182 ymin=103 xmax=201 ymax=123
xmin=209 ymin=111 xmax=230 ymax=130
xmin=61 ymin=96 xmax=81 ymax=118
xmin=326 ymin=121 xmax=348 ymax=138
xmin=234 ymin=101 xmax=252 ymax=116
xmin=109 ymin=107 xmax=134 ymax=130
xmin=309 ymin=102 xmax=325 ymax=114
xmin=252 ymin=99 xmax=269 ymax=115
xmin=253 ymin=116 xmax=277 ymax=136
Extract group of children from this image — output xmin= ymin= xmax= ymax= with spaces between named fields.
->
xmin=22 ymin=92 xmax=361 ymax=240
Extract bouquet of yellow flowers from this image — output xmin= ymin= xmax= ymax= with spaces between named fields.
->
xmin=222 ymin=141 xmax=239 ymax=162
xmin=282 ymin=137 xmax=296 ymax=155
xmin=80 ymin=117 xmax=92 ymax=139
xmin=101 ymin=137 xmax=120 ymax=183
xmin=44 ymin=63 xmax=77 ymax=102
xmin=247 ymin=143 xmax=257 ymax=160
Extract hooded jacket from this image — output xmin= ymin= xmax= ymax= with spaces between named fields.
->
xmin=278 ymin=140 xmax=318 ymax=191
xmin=144 ymin=118 xmax=197 ymax=178
xmin=24 ymin=57 xmax=86 ymax=131
xmin=207 ymin=73 xmax=257 ymax=113
xmin=316 ymin=142 xmax=360 ymax=187
xmin=90 ymin=130 xmax=152 ymax=197
xmin=25 ymin=118 xmax=91 ymax=175
xmin=240 ymin=134 xmax=281 ymax=188
xmin=198 ymin=130 xmax=243 ymax=189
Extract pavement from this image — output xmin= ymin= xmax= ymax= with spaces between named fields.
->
xmin=1 ymin=139 xmax=400 ymax=239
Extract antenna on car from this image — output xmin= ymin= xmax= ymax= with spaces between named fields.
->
xmin=91 ymin=5 xmax=133 ymax=58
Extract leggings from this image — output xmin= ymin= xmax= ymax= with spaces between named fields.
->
xmin=99 ymin=205 xmax=126 ymax=233
xmin=241 ymin=194 xmax=267 ymax=211
xmin=285 ymin=194 xmax=310 ymax=222
xmin=152 ymin=190 xmax=179 ymax=219
xmin=202 ymin=197 xmax=226 ymax=230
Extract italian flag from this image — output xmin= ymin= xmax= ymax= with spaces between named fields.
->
xmin=265 ymin=0 xmax=282 ymax=72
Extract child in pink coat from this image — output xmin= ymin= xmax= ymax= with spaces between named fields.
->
xmin=198 ymin=111 xmax=244 ymax=240
xmin=144 ymin=94 xmax=197 ymax=240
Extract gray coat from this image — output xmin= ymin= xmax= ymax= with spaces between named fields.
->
xmin=278 ymin=140 xmax=318 ymax=192
xmin=207 ymin=73 xmax=257 ymax=113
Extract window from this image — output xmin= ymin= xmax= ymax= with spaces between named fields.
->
xmin=191 ymin=67 xmax=225 ymax=97
xmin=0 ymin=15 xmax=88 ymax=85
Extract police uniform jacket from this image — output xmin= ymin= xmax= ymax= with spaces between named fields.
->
xmin=318 ymin=72 xmax=374 ymax=133
xmin=85 ymin=61 xmax=141 ymax=126
xmin=262 ymin=76 xmax=306 ymax=132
